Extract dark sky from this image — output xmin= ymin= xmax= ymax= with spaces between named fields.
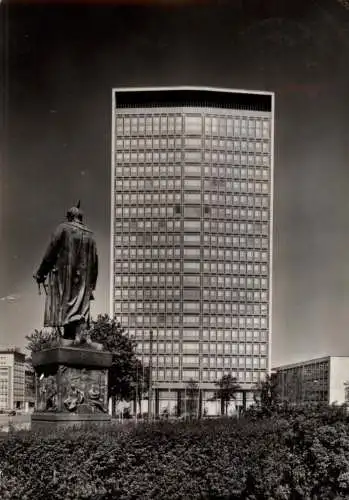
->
xmin=1 ymin=0 xmax=349 ymax=365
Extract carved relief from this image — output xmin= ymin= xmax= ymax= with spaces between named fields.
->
xmin=38 ymin=375 xmax=58 ymax=411
xmin=37 ymin=366 xmax=108 ymax=413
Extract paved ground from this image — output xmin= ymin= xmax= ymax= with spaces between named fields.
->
xmin=0 ymin=413 xmax=31 ymax=432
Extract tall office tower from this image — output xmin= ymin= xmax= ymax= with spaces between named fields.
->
xmin=111 ymin=87 xmax=274 ymax=416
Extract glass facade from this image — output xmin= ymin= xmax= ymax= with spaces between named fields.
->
xmin=111 ymin=88 xmax=274 ymax=391
xmin=275 ymin=358 xmax=330 ymax=404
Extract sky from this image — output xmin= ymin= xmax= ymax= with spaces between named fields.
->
xmin=1 ymin=0 xmax=349 ymax=366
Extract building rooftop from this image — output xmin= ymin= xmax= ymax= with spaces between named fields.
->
xmin=0 ymin=346 xmax=25 ymax=357
xmin=113 ymin=86 xmax=274 ymax=111
xmin=274 ymin=355 xmax=349 ymax=371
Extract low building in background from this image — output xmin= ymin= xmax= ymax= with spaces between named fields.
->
xmin=0 ymin=347 xmax=26 ymax=411
xmin=274 ymin=356 xmax=349 ymax=406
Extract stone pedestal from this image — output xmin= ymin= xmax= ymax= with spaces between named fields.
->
xmin=31 ymin=346 xmax=113 ymax=431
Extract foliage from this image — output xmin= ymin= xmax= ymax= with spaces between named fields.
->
xmin=129 ymin=359 xmax=150 ymax=415
xmin=214 ymin=374 xmax=240 ymax=415
xmin=185 ymin=379 xmax=200 ymax=419
xmin=253 ymin=372 xmax=280 ymax=413
xmin=2 ymin=406 xmax=349 ymax=499
xmin=25 ymin=328 xmax=60 ymax=355
xmin=89 ymin=315 xmax=151 ymax=412
xmin=89 ymin=314 xmax=140 ymax=405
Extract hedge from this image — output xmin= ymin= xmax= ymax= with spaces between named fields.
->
xmin=1 ymin=406 xmax=349 ymax=499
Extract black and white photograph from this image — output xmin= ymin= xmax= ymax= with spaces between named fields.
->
xmin=1 ymin=0 xmax=349 ymax=497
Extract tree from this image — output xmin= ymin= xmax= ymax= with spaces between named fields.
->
xmin=130 ymin=359 xmax=150 ymax=416
xmin=214 ymin=374 xmax=240 ymax=416
xmin=89 ymin=314 xmax=150 ymax=416
xmin=254 ymin=373 xmax=279 ymax=411
xmin=185 ymin=379 xmax=200 ymax=419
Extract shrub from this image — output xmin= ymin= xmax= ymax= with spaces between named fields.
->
xmin=1 ymin=408 xmax=349 ymax=499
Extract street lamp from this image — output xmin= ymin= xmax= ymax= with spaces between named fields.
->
xmin=135 ymin=361 xmax=139 ymax=424
xmin=148 ymin=330 xmax=153 ymax=422
xmin=343 ymin=381 xmax=349 ymax=409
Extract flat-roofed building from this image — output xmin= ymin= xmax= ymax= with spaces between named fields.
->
xmin=0 ymin=347 xmax=26 ymax=411
xmin=111 ymin=86 xmax=275 ymax=415
xmin=274 ymin=356 xmax=349 ymax=406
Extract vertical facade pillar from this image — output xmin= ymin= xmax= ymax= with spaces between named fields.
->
xmin=242 ymin=390 xmax=247 ymax=410
xmin=198 ymin=388 xmax=202 ymax=419
xmin=155 ymin=388 xmax=160 ymax=417
xmin=177 ymin=390 xmax=182 ymax=417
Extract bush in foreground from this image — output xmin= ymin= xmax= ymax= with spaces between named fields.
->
xmin=1 ymin=408 xmax=349 ymax=499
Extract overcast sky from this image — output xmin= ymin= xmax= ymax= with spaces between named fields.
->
xmin=1 ymin=0 xmax=349 ymax=365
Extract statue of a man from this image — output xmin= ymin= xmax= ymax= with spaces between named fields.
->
xmin=34 ymin=202 xmax=98 ymax=343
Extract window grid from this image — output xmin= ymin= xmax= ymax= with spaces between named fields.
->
xmin=113 ymin=108 xmax=271 ymax=383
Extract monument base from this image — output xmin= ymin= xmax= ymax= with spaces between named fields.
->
xmin=31 ymin=411 xmax=111 ymax=431
xmin=31 ymin=346 xmax=113 ymax=431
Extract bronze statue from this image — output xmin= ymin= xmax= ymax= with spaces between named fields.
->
xmin=34 ymin=202 xmax=98 ymax=344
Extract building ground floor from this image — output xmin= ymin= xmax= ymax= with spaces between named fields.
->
xmin=110 ymin=383 xmax=257 ymax=418
xmin=0 ymin=400 xmax=34 ymax=414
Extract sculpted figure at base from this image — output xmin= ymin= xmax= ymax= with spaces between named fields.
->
xmin=34 ymin=202 xmax=98 ymax=344
xmin=64 ymin=384 xmax=85 ymax=412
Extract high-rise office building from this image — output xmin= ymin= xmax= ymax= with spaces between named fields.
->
xmin=111 ymin=87 xmax=274 ymax=415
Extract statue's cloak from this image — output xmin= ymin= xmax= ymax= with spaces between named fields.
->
xmin=36 ymin=220 xmax=98 ymax=327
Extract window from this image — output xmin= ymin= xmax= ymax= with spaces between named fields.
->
xmin=183 ymin=248 xmax=200 ymax=259
xmin=171 ymin=204 xmax=181 ymax=216
xmin=184 ymin=206 xmax=201 ymax=218
xmin=202 ymin=343 xmax=209 ymax=353
xmin=184 ymin=220 xmax=201 ymax=232
xmin=260 ymin=344 xmax=267 ymax=355
xmin=184 ymin=165 xmax=201 ymax=177
xmin=185 ymin=116 xmax=202 ymax=134
xmin=184 ymin=178 xmax=201 ymax=190
xmin=182 ymin=329 xmax=199 ymax=340
xmin=183 ymin=369 xmax=199 ymax=381
xmin=185 ymin=151 xmax=202 ymax=163
xmin=183 ymin=302 xmax=200 ymax=313
xmin=184 ymin=261 xmax=200 ymax=273
xmin=183 ymin=315 xmax=200 ymax=326
xmin=182 ymin=342 xmax=199 ymax=354
xmin=184 ymin=193 xmax=201 ymax=204
xmin=183 ymin=355 xmax=199 ymax=366
xmin=184 ymin=234 xmax=200 ymax=245
xmin=183 ymin=275 xmax=200 ymax=287
xmin=185 ymin=137 xmax=202 ymax=148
